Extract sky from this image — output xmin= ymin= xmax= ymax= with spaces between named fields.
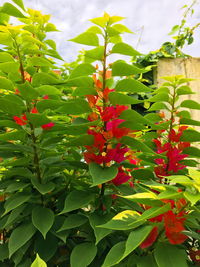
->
xmin=3 ymin=0 xmax=200 ymax=62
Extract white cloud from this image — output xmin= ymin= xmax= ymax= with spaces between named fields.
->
xmin=3 ymin=0 xmax=200 ymax=61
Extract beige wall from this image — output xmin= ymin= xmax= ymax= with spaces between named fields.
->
xmin=154 ymin=57 xmax=200 ymax=122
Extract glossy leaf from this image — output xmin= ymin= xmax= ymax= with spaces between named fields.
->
xmin=32 ymin=207 xmax=54 ymax=239
xmin=31 ymin=254 xmax=47 ymax=267
xmin=112 ymin=42 xmax=140 ymax=56
xmin=89 ymin=162 xmax=118 ymax=186
xmin=109 ymin=92 xmax=142 ymax=104
xmin=180 ymin=100 xmax=200 ymax=110
xmin=70 ymin=243 xmax=97 ymax=267
xmin=112 ymin=61 xmax=147 ymax=76
xmin=69 ymin=32 xmax=99 ymax=46
xmin=115 ymin=78 xmax=151 ymax=93
xmin=1 ymin=2 xmax=26 ymax=18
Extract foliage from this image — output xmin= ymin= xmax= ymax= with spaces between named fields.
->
xmin=0 ymin=1 xmax=199 ymax=267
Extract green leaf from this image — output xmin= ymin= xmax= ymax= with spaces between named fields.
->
xmin=85 ymin=46 xmax=104 ymax=60
xmin=32 ymin=73 xmax=60 ymax=86
xmin=184 ymin=191 xmax=200 ymax=205
xmin=157 ymin=189 xmax=182 ymax=199
xmin=102 ymin=241 xmax=126 ymax=267
xmin=31 ymin=179 xmax=55 ymax=195
xmin=89 ymin=213 xmax=113 ymax=245
xmin=148 ymin=102 xmax=168 ymax=111
xmin=180 ymin=129 xmax=200 ymax=142
xmin=0 ymin=243 xmax=9 ymax=261
xmin=60 ymin=190 xmax=94 ymax=213
xmin=64 ymin=76 xmax=94 ymax=88
xmin=18 ymin=81 xmax=39 ymax=101
xmin=8 ymin=222 xmax=36 ymax=257
xmin=68 ymin=134 xmax=94 ymax=146
xmin=45 ymin=23 xmax=58 ymax=32
xmin=112 ymin=61 xmax=147 ymax=76
xmin=180 ymin=117 xmax=200 ymax=127
xmin=70 ymin=243 xmax=97 ymax=267
xmin=12 ymin=0 xmax=25 ymax=11
xmin=89 ymin=16 xmax=107 ymax=27
xmin=89 ymin=162 xmax=118 ymax=186
xmin=119 ymin=109 xmax=150 ymax=124
xmin=180 ymin=100 xmax=200 ymax=110
xmin=72 ymin=87 xmax=97 ymax=96
xmin=36 ymin=85 xmax=61 ymax=95
xmin=0 ymin=52 xmax=15 ymax=62
xmin=154 ymin=243 xmax=188 ymax=267
xmin=183 ymin=146 xmax=200 ymax=158
xmin=109 ymin=92 xmax=142 ymax=105
xmin=0 ymin=76 xmax=14 ymax=90
xmin=26 ymin=113 xmax=50 ymax=127
xmin=111 ymin=225 xmax=154 ymax=266
xmin=100 ymin=210 xmax=141 ymax=230
xmin=86 ymin=26 xmax=103 ymax=34
xmin=137 ymin=254 xmax=158 ymax=267
xmin=112 ymin=23 xmax=133 ymax=33
xmin=57 ymin=99 xmax=91 ymax=115
xmin=112 ymin=42 xmax=140 ymax=56
xmin=128 ymin=204 xmax=171 ymax=228
xmin=27 ymin=57 xmax=54 ymax=67
xmin=121 ymin=136 xmax=154 ymax=153
xmin=123 ymin=192 xmax=161 ymax=206
xmin=177 ymin=85 xmax=194 ymax=95
xmin=31 ymin=254 xmax=47 ymax=267
xmin=0 ymin=32 xmax=13 ymax=46
xmin=148 ymin=93 xmax=169 ymax=102
xmin=58 ymin=214 xmax=87 ymax=231
xmin=69 ymin=32 xmax=99 ymax=46
xmin=1 ymin=2 xmax=26 ymax=18
xmin=115 ymin=78 xmax=151 ymax=93
xmin=0 ymin=62 xmax=20 ymax=73
xmin=69 ymin=63 xmax=96 ymax=79
xmin=32 ymin=207 xmax=54 ymax=239
xmin=4 ymin=194 xmax=30 ymax=215
xmin=36 ymin=100 xmax=61 ymax=112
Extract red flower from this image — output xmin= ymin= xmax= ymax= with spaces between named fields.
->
xmin=140 ymin=226 xmax=159 ymax=249
xmin=106 ymin=119 xmax=130 ymax=139
xmin=43 ymin=95 xmax=49 ymax=99
xmin=88 ymin=130 xmax=106 ymax=152
xmin=112 ymin=167 xmax=131 ymax=185
xmin=164 ymin=210 xmax=188 ymax=245
xmin=31 ymin=107 xmax=38 ymax=114
xmin=13 ymin=114 xmax=27 ymax=126
xmin=41 ymin=122 xmax=55 ymax=130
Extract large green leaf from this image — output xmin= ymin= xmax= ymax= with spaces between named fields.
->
xmin=109 ymin=92 xmax=142 ymax=105
xmin=112 ymin=42 xmax=140 ymax=56
xmin=69 ymin=63 xmax=96 ymax=78
xmin=3 ymin=194 xmax=30 ymax=215
xmin=183 ymin=146 xmax=200 ymax=158
xmin=35 ymin=85 xmax=61 ymax=95
xmin=123 ymin=192 xmax=162 ymax=206
xmin=64 ymin=76 xmax=94 ymax=88
xmin=102 ymin=242 xmax=126 ymax=267
xmin=115 ymin=78 xmax=151 ymax=93
xmin=99 ymin=210 xmax=141 ymax=230
xmin=89 ymin=162 xmax=118 ymax=186
xmin=31 ymin=254 xmax=47 ymax=267
xmin=0 ymin=32 xmax=13 ymax=46
xmin=32 ymin=73 xmax=61 ymax=86
xmin=58 ymin=214 xmax=87 ymax=231
xmin=89 ymin=213 xmax=113 ymax=245
xmin=69 ymin=32 xmax=99 ymax=46
xmin=180 ymin=117 xmax=200 ymax=127
xmin=119 ymin=109 xmax=150 ymax=124
xmin=1 ymin=2 xmax=26 ymax=18
xmin=60 ymin=190 xmax=94 ymax=213
xmin=68 ymin=134 xmax=94 ymax=146
xmin=0 ymin=52 xmax=15 ymax=62
xmin=27 ymin=57 xmax=54 ymax=67
xmin=121 ymin=136 xmax=154 ymax=153
xmin=0 ymin=243 xmax=9 ymax=261
xmin=56 ymin=99 xmax=91 ymax=115
xmin=18 ymin=81 xmax=39 ymax=102
xmin=32 ymin=207 xmax=54 ymax=239
xmin=154 ymin=243 xmax=188 ymax=267
xmin=70 ymin=243 xmax=97 ymax=267
xmin=180 ymin=129 xmax=200 ymax=142
xmin=0 ymin=62 xmax=20 ymax=73
xmin=12 ymin=0 xmax=25 ymax=11
xmin=180 ymin=99 xmax=200 ymax=110
xmin=85 ymin=46 xmax=104 ymax=60
xmin=104 ymin=225 xmax=153 ymax=266
xmin=0 ymin=76 xmax=14 ymax=90
xmin=26 ymin=113 xmax=50 ymax=127
xmin=112 ymin=61 xmax=147 ymax=76
xmin=8 ymin=222 xmax=36 ymax=257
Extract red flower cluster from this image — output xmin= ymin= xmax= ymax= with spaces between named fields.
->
xmin=154 ymin=126 xmax=190 ymax=180
xmin=140 ymin=197 xmax=188 ymax=248
xmin=84 ymin=72 xmax=135 ymax=186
